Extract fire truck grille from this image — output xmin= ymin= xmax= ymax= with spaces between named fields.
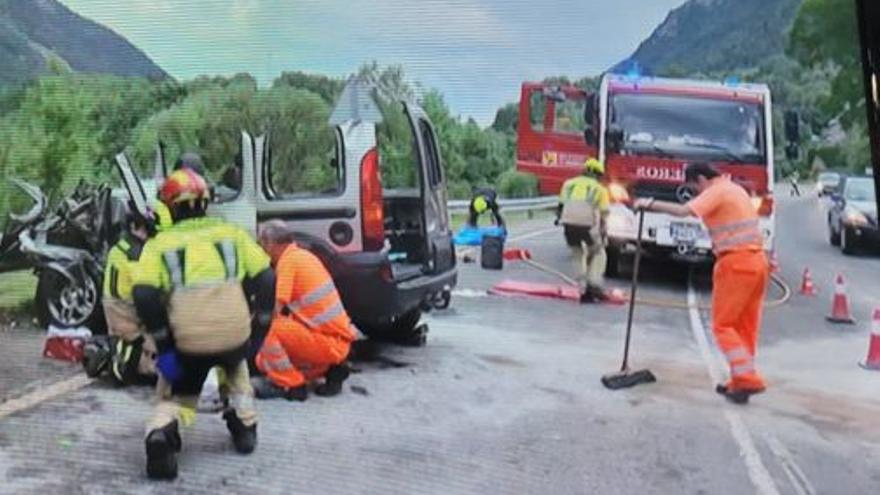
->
xmin=632 ymin=182 xmax=687 ymax=203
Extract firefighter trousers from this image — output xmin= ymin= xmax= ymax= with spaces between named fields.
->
xmin=712 ymin=250 xmax=769 ymax=391
xmin=256 ymin=322 xmax=351 ymax=389
xmin=146 ymin=355 xmax=255 ymax=436
xmin=566 ymin=226 xmax=606 ymax=290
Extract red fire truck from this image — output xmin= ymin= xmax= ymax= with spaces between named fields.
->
xmin=517 ymin=74 xmax=776 ymax=275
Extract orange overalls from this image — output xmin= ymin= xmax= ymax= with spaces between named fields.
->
xmin=688 ymin=177 xmax=769 ymax=392
xmin=256 ymin=244 xmax=356 ymax=389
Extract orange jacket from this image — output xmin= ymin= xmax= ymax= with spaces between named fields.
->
xmin=273 ymin=243 xmax=355 ymax=342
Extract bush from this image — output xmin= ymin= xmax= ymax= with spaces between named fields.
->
xmin=496 ymin=170 xmax=538 ymax=199
xmin=447 ymin=180 xmax=472 ymax=200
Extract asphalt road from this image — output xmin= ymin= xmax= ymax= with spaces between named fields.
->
xmin=0 ymin=188 xmax=878 ymax=494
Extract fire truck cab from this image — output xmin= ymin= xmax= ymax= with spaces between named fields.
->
xmin=517 ymin=74 xmax=776 ymax=275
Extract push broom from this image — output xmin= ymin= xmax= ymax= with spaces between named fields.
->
xmin=601 ymin=209 xmax=657 ymax=390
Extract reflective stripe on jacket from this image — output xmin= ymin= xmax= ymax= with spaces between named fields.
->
xmin=558 ymin=175 xmax=610 ymax=227
xmin=276 ymin=244 xmax=355 ymax=342
xmin=687 ymin=177 xmax=763 ymax=255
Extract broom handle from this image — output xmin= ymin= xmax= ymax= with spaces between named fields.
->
xmin=621 ymin=210 xmax=645 ymax=372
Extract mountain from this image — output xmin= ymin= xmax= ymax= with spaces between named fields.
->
xmin=613 ymin=0 xmax=803 ymax=76
xmin=0 ymin=0 xmax=167 ymax=85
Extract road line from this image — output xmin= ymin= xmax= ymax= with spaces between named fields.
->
xmin=686 ymin=280 xmax=781 ymax=495
xmin=0 ymin=374 xmax=93 ymax=420
xmin=767 ymin=435 xmax=817 ymax=495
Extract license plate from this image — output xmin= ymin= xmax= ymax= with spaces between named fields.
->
xmin=670 ymin=223 xmax=701 ymax=243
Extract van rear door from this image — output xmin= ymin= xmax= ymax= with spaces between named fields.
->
xmin=402 ymin=102 xmax=454 ymax=275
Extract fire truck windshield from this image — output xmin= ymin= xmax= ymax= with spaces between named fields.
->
xmin=610 ymin=92 xmax=766 ymax=164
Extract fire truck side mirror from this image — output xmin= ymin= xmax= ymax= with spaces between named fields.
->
xmin=584 ymin=128 xmax=597 ymax=146
xmin=583 ymin=94 xmax=597 ymax=146
xmin=606 ymin=126 xmax=625 ymax=153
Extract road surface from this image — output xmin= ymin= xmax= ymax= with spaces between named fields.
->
xmin=0 ymin=187 xmax=878 ymax=494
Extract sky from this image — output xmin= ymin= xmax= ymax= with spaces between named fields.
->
xmin=60 ymin=0 xmax=685 ymax=125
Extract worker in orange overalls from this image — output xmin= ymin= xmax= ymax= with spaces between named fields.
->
xmin=252 ymin=220 xmax=357 ymax=401
xmin=635 ymin=162 xmax=768 ymax=404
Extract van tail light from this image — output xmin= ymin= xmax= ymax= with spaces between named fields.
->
xmin=360 ymin=147 xmax=384 ymax=251
xmin=751 ymin=195 xmax=774 ymax=216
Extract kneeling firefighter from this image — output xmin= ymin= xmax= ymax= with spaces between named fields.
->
xmin=252 ymin=220 xmax=357 ymax=401
xmin=556 ymin=158 xmax=611 ymax=303
xmin=132 ymin=166 xmax=275 ymax=480
xmin=82 ymin=202 xmax=172 ymax=384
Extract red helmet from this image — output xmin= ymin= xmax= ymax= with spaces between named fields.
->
xmin=159 ymin=168 xmax=209 ymax=207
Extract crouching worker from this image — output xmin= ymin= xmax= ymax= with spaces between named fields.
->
xmin=467 ymin=186 xmax=506 ymax=230
xmin=132 ymin=168 xmax=275 ymax=480
xmin=83 ymin=202 xmax=175 ymax=384
xmin=252 ymin=220 xmax=356 ymax=401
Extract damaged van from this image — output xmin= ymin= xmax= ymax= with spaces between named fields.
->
xmin=116 ymin=79 xmax=456 ymax=343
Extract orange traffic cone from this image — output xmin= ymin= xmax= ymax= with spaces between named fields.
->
xmin=859 ymin=308 xmax=880 ymax=370
xmin=826 ymin=274 xmax=855 ymax=324
xmin=799 ymin=267 xmax=817 ymax=296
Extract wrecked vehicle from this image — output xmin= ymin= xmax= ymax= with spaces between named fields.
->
xmin=0 ymin=178 xmax=126 ymax=331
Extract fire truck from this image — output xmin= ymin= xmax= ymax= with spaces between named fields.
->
xmin=517 ymin=74 xmax=776 ymax=275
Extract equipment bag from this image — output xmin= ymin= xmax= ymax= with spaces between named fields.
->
xmin=481 ymin=233 xmax=505 ymax=270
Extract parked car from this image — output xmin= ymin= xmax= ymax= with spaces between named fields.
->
xmin=816 ymin=171 xmax=842 ymax=197
xmin=115 ymin=82 xmax=456 ymax=343
xmin=827 ymin=176 xmax=878 ymax=254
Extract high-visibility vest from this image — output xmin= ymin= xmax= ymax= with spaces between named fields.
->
xmin=275 ymin=244 xmax=355 ymax=342
xmin=559 ymin=176 xmax=609 ymax=227
xmin=103 ymin=234 xmax=145 ymax=340
xmin=707 ymin=218 xmax=763 ymax=253
xmin=133 ymin=217 xmax=270 ymax=355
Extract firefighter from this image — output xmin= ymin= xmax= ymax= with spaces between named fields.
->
xmin=635 ymin=163 xmax=768 ymax=404
xmin=132 ymin=166 xmax=275 ymax=479
xmin=467 ymin=186 xmax=506 ymax=230
xmin=82 ymin=205 xmax=158 ymax=381
xmin=101 ymin=205 xmax=163 ymax=384
xmin=251 ymin=220 xmax=356 ymax=401
xmin=556 ymin=158 xmax=611 ymax=303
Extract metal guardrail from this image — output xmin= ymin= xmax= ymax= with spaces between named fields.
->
xmin=447 ymin=196 xmax=557 ymax=214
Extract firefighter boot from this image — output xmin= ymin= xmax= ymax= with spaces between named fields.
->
xmin=223 ymin=410 xmax=257 ymax=454
xmin=145 ymin=420 xmax=182 ymax=480
xmin=82 ymin=337 xmax=113 ymax=378
xmin=251 ymin=376 xmax=308 ymax=401
xmin=315 ymin=363 xmax=351 ymax=397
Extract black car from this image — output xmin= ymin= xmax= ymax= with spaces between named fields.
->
xmin=827 ymin=176 xmax=878 ymax=254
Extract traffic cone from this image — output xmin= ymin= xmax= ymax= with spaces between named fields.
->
xmin=860 ymin=308 xmax=880 ymax=370
xmin=826 ymin=274 xmax=855 ymax=324
xmin=799 ymin=267 xmax=817 ymax=296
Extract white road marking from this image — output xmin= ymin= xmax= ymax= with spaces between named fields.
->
xmin=0 ymin=374 xmax=93 ymax=420
xmin=686 ymin=281 xmax=781 ymax=495
xmin=767 ymin=435 xmax=817 ymax=495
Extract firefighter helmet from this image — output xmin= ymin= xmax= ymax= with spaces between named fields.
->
xmin=159 ymin=168 xmax=210 ymax=207
xmin=584 ymin=158 xmax=605 ymax=175
xmin=473 ymin=195 xmax=489 ymax=214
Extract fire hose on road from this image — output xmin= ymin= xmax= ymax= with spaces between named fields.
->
xmin=518 ymin=255 xmax=792 ymax=311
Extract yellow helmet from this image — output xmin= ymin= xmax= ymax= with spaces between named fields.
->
xmin=584 ymin=158 xmax=605 ymax=175
xmin=473 ymin=195 xmax=489 ymax=214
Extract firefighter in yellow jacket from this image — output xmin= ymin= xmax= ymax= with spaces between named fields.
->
xmin=556 ymin=158 xmax=611 ymax=303
xmin=132 ymin=166 xmax=275 ymax=480
xmin=82 ymin=202 xmax=173 ymax=382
